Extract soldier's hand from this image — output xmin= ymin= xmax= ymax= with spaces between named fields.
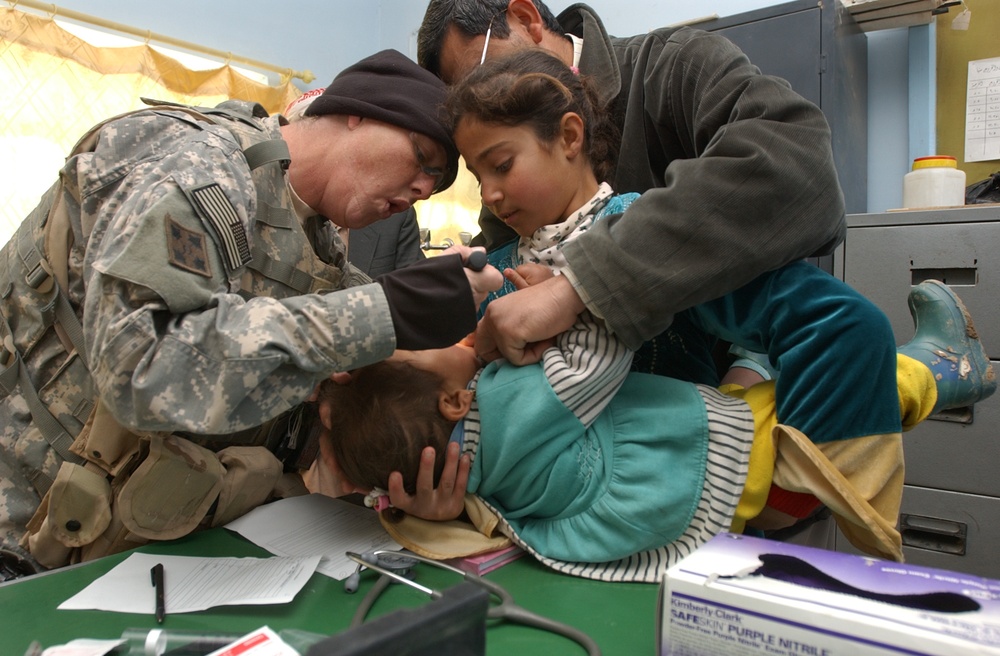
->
xmin=388 ymin=442 xmax=469 ymax=521
xmin=441 ymin=245 xmax=503 ymax=306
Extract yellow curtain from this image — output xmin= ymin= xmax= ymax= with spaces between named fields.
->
xmin=415 ymin=165 xmax=484 ymax=250
xmin=0 ymin=6 xmax=301 ymax=246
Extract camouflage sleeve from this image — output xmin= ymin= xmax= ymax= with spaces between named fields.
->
xmin=78 ymin=113 xmax=395 ymax=435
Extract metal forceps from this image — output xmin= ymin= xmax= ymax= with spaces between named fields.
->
xmin=345 ymin=550 xmax=601 ymax=655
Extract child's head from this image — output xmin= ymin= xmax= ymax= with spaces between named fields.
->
xmin=315 ymin=344 xmax=479 ymax=505
xmin=446 ymin=49 xmax=619 ymax=238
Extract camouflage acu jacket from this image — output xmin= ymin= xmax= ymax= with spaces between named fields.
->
xmin=0 ymin=101 xmax=395 ymax=564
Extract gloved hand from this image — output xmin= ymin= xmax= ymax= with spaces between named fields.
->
xmin=376 ymin=253 xmax=485 ymax=351
xmin=438 ymin=244 xmax=504 ymax=306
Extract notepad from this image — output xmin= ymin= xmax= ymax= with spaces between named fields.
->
xmin=444 ymin=544 xmax=525 ymax=576
xmin=59 ymin=552 xmax=319 ymax=614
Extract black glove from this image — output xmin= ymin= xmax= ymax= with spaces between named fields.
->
xmin=376 ymin=253 xmax=476 ymax=351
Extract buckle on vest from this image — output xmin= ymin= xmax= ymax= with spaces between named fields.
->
xmin=0 ymin=548 xmax=37 ymax=581
xmin=25 ymin=261 xmax=52 ymax=291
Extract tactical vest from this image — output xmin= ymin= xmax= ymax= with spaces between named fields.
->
xmin=0 ymin=100 xmax=356 ymax=568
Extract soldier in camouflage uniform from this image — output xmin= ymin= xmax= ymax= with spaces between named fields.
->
xmin=0 ymin=49 xmax=500 ymax=576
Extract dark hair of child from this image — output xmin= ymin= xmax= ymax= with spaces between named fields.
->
xmin=315 ymin=362 xmax=456 ymax=520
xmin=444 ymin=48 xmax=620 ymax=183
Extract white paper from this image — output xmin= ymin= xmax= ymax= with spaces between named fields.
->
xmin=224 ymin=494 xmax=400 ymax=580
xmin=965 ymin=56 xmax=1000 ymax=163
xmin=40 ymin=640 xmax=124 ymax=656
xmin=58 ymin=552 xmax=319 ymax=614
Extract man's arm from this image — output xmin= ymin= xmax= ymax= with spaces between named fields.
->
xmin=567 ymin=28 xmax=845 ymax=350
xmin=476 ymin=272 xmax=584 ymax=365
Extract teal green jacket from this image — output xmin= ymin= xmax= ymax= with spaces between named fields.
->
xmin=467 ymin=361 xmax=711 ymax=563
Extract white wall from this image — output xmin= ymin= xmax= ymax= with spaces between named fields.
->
xmin=46 ymin=0 xmax=922 ymax=212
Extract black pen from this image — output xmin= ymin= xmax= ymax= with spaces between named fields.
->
xmin=151 ymin=563 xmax=165 ymax=624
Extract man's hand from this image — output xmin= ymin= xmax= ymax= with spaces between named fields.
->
xmin=475 ymin=273 xmax=585 ymax=365
xmin=441 ymin=245 xmax=504 ymax=306
xmin=388 ymin=442 xmax=470 ymax=521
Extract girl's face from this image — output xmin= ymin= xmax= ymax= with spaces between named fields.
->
xmin=454 ymin=115 xmax=596 ymax=238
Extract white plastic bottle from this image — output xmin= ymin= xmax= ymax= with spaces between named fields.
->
xmin=902 ymin=156 xmax=966 ymax=209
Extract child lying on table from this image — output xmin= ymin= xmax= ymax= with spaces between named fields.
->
xmin=313 ymin=275 xmax=993 ymax=583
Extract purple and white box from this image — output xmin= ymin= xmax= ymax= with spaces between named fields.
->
xmin=659 ymin=532 xmax=1000 ymax=655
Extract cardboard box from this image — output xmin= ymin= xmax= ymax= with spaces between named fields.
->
xmin=659 ymin=533 xmax=1000 ymax=655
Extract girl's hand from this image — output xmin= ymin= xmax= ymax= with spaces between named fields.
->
xmin=505 ymin=262 xmax=554 ymax=289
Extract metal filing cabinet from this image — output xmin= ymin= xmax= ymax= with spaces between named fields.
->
xmin=832 ymin=205 xmax=1000 ymax=577
xmin=700 ymin=0 xmax=867 ymax=276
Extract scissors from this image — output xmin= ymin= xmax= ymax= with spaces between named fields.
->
xmin=345 ymin=550 xmax=601 ymax=655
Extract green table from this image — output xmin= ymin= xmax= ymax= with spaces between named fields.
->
xmin=2 ymin=528 xmax=659 ymax=655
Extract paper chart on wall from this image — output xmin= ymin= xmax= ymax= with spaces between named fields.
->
xmin=965 ymin=56 xmax=1000 ymax=163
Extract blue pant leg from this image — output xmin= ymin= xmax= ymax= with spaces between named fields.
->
xmin=631 ymin=309 xmax=721 ymax=386
xmin=689 ymin=261 xmax=900 ymax=443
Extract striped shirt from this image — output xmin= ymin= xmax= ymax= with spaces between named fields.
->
xmin=521 ymin=183 xmax=634 ymax=427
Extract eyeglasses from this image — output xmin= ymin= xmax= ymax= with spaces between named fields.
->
xmin=479 ymin=8 xmax=507 ymax=65
xmin=410 ymin=132 xmax=446 ymax=191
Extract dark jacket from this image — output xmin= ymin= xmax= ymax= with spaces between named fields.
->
xmin=347 ymin=207 xmax=425 ymax=278
xmin=482 ymin=4 xmax=846 ymax=352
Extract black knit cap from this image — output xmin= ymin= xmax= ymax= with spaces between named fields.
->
xmin=304 ymin=49 xmax=458 ymax=193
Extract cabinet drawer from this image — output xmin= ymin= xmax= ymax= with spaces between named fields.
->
xmin=836 ymin=486 xmax=1000 ymax=578
xmin=902 ymin=361 xmax=1000 ymax=496
xmin=841 ymin=220 xmax=1000 ymax=360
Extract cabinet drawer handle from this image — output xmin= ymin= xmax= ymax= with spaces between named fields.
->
xmin=900 ymin=513 xmax=967 ymax=556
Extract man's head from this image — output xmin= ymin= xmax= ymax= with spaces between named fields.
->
xmin=283 ymin=49 xmax=459 ymax=229
xmin=418 ymin=0 xmax=568 ymax=84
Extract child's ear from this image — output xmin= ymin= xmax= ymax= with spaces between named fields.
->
xmin=318 ymin=399 xmax=333 ymax=430
xmin=438 ymin=389 xmax=474 ymax=421
xmin=560 ymin=112 xmax=585 ymax=159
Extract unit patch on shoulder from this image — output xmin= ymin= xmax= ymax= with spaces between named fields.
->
xmin=165 ymin=215 xmax=212 ymax=278
xmin=190 ymin=183 xmax=253 ymax=272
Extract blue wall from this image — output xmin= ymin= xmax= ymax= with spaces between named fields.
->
xmin=48 ymin=0 xmax=924 ymax=212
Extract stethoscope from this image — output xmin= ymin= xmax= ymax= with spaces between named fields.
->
xmin=344 ymin=550 xmax=601 ymax=655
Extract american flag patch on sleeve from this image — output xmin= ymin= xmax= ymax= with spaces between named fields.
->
xmin=190 ymin=183 xmax=253 ymax=271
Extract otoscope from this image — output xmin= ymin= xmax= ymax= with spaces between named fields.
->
xmin=465 ymin=250 xmax=487 ymax=272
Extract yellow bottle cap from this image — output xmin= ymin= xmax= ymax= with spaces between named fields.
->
xmin=912 ymin=156 xmax=958 ymax=170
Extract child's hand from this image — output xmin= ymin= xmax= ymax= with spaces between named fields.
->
xmin=387 ymin=442 xmax=470 ymax=521
xmin=505 ymin=262 xmax=555 ymax=289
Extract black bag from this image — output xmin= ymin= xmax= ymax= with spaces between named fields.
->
xmin=966 ymin=171 xmax=1000 ymax=204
